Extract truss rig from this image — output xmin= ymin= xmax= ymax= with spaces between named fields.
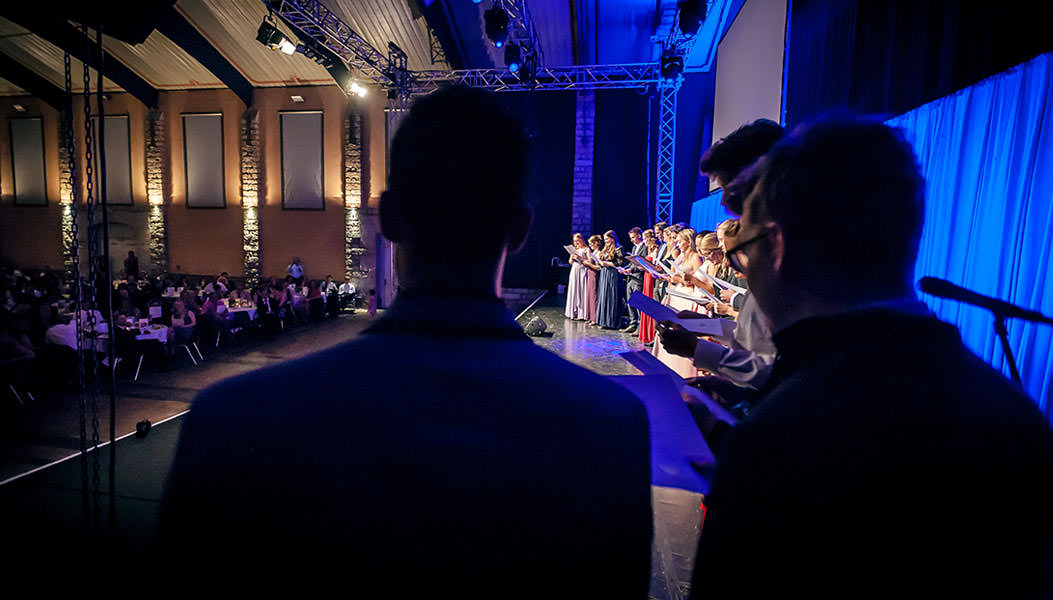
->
xmin=265 ymin=0 xmax=722 ymax=224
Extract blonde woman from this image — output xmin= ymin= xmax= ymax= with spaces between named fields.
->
xmin=564 ymin=233 xmax=590 ymax=319
xmin=653 ymin=228 xmax=702 ymax=377
xmin=688 ymin=232 xmax=724 ymax=298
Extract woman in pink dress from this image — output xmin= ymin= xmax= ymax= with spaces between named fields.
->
xmin=583 ymin=234 xmax=602 ymax=325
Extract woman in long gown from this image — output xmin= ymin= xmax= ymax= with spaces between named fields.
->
xmin=638 ymin=230 xmax=659 ymax=345
xmin=652 ymin=228 xmax=703 ymax=378
xmin=564 ymin=233 xmax=590 ymax=319
xmin=583 ymin=235 xmax=602 ymax=325
xmin=595 ymin=230 xmax=626 ymax=329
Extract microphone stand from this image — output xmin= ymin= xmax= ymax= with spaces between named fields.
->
xmin=918 ymin=276 xmax=1053 ymax=389
xmin=991 ymin=312 xmax=1022 ymax=388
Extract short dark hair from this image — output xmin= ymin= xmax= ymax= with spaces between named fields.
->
xmin=386 ymin=85 xmax=528 ymax=256
xmin=628 ymin=227 xmax=643 ymax=236
xmin=754 ymin=117 xmax=924 ymax=296
xmin=700 ymin=119 xmax=785 ymax=185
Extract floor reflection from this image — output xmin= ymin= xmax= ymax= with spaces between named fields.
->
xmin=527 ymin=307 xmax=645 ymax=376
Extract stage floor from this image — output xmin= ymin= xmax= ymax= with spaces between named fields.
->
xmin=0 ymin=303 xmax=700 ymax=598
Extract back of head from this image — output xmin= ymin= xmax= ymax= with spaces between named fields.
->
xmin=701 ymin=119 xmax=785 ymax=183
xmin=755 ymin=116 xmax=924 ymax=297
xmin=385 ymin=85 xmax=529 ymax=259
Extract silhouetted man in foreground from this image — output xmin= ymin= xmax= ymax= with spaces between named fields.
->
xmin=155 ymin=86 xmax=652 ymax=596
xmin=680 ymin=118 xmax=1053 ymax=598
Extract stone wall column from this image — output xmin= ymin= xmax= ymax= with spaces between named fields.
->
xmin=344 ymin=112 xmax=368 ymax=284
xmin=571 ymin=90 xmax=595 ymax=236
xmin=145 ymin=108 xmax=168 ymax=275
xmin=240 ymin=109 xmax=261 ymax=288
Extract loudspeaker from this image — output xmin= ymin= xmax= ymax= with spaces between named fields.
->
xmin=524 ymin=316 xmax=547 ymax=337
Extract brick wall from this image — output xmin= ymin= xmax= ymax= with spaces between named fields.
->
xmin=571 ymin=90 xmax=594 ymax=236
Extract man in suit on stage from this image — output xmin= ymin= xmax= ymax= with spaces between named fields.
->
xmin=622 ymin=227 xmax=647 ymax=333
xmin=683 ymin=117 xmax=1053 ymax=599
xmin=155 ymin=85 xmax=653 ymax=596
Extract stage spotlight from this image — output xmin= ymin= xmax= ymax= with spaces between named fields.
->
xmin=504 ymin=43 xmax=521 ymax=73
xmin=257 ymin=20 xmax=297 ymax=55
xmin=677 ymin=0 xmax=705 ymax=36
xmin=660 ymin=50 xmax=684 ymax=80
xmin=348 ymin=80 xmax=368 ymax=98
xmin=484 ymin=2 xmax=510 ymax=48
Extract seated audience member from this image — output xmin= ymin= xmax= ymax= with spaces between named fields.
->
xmin=202 ymin=275 xmax=228 ymax=297
xmin=305 ymin=280 xmax=324 ymax=321
xmin=0 ymin=311 xmax=35 ymax=360
xmin=322 ymin=275 xmax=339 ymax=317
xmin=168 ymin=300 xmax=197 ymax=348
xmin=156 ymin=85 xmax=653 ymax=594
xmin=199 ymin=292 xmax=231 ymax=345
xmin=228 ymin=281 xmax=251 ymax=302
xmin=676 ymin=117 xmax=1053 ymax=599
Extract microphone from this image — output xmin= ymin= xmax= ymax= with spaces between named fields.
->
xmin=918 ymin=277 xmax=1053 ymax=325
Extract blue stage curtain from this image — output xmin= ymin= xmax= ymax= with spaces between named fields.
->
xmin=690 ymin=189 xmax=733 ymax=233
xmin=886 ymin=52 xmax=1053 ymax=418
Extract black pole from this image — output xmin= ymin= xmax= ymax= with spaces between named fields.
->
xmin=95 ymin=17 xmax=119 ymax=547
xmin=992 ymin=314 xmax=1023 ymax=388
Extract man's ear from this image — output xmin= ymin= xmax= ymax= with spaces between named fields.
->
xmin=768 ymin=222 xmax=785 ymax=273
xmin=506 ymin=205 xmax=533 ymax=255
xmin=379 ymin=191 xmax=402 ymax=243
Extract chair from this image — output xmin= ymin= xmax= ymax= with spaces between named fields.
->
xmin=1 ymin=356 xmax=34 ymax=406
xmin=172 ymin=325 xmax=204 ymax=366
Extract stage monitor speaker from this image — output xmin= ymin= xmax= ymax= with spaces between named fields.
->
xmin=524 ymin=315 xmax=547 ymax=337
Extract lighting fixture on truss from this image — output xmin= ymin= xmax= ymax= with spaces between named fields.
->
xmin=484 ymin=1 xmax=510 ymax=48
xmin=257 ymin=19 xmax=297 ymax=55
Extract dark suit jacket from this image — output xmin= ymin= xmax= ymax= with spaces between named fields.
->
xmin=691 ymin=307 xmax=1053 ymax=599
xmin=626 ymin=241 xmax=648 ymax=285
xmin=156 ymin=291 xmax=653 ymax=596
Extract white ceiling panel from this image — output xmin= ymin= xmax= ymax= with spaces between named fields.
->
xmin=0 ymin=18 xmax=123 ymax=93
xmin=0 ymin=76 xmax=27 ymax=96
xmin=100 ymin=29 xmax=224 ymax=89
xmin=325 ymin=0 xmax=438 ymax=73
xmin=175 ymin=0 xmax=332 ymax=87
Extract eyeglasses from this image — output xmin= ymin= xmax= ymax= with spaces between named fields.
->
xmin=724 ymin=231 xmax=768 ymax=273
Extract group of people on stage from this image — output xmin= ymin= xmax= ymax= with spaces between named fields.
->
xmin=564 ymin=219 xmax=752 ymax=378
xmin=563 ymin=230 xmax=629 ymax=330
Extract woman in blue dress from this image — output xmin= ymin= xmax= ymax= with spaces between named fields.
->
xmin=595 ymin=230 xmax=626 ymax=329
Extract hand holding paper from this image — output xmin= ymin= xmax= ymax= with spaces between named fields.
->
xmin=628 ymin=291 xmax=723 ymax=335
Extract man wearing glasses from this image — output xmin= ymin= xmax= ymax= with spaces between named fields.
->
xmin=683 ymin=117 xmax=1053 ymax=599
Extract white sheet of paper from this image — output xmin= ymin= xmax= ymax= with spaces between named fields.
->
xmin=628 ymin=291 xmax=723 ymax=335
xmin=659 ymin=260 xmax=676 ymax=275
xmin=703 ymin=271 xmax=747 ymax=295
xmin=609 ymin=374 xmax=713 ymax=494
xmin=667 ymin=286 xmax=721 ymax=306
xmin=563 ymin=244 xmax=577 ymax=255
xmin=629 ymin=255 xmax=663 ymax=278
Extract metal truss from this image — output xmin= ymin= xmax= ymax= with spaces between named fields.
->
xmin=427 ymin=27 xmax=448 ymax=68
xmin=269 ymin=0 xmax=681 ymax=224
xmin=412 ymin=63 xmax=660 ymax=93
xmin=503 ymin=0 xmax=545 ymax=68
xmin=267 ymin=0 xmax=396 ymax=87
xmin=654 ymin=80 xmax=680 ymax=225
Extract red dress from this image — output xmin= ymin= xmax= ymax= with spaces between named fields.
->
xmin=638 ymin=249 xmax=657 ymax=344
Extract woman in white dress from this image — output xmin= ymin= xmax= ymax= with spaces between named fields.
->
xmin=564 ymin=233 xmax=590 ymax=319
xmin=652 ymin=228 xmax=703 ymax=378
